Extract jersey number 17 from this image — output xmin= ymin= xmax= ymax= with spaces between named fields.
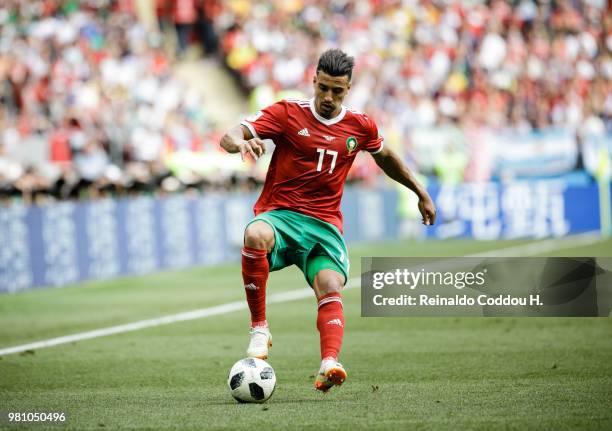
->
xmin=316 ymin=148 xmax=338 ymax=174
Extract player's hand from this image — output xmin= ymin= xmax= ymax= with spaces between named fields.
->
xmin=239 ymin=138 xmax=266 ymax=161
xmin=418 ymin=195 xmax=436 ymax=226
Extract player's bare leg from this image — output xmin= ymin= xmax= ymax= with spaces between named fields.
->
xmin=243 ymin=221 xmax=274 ymax=359
xmin=313 ymin=269 xmax=347 ymax=392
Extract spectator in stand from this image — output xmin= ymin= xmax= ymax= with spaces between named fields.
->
xmin=172 ymin=0 xmax=198 ymax=55
xmin=197 ymin=0 xmax=220 ymax=56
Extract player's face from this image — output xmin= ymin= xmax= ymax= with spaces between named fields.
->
xmin=313 ymin=71 xmax=351 ymax=119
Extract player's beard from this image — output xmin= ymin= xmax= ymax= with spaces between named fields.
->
xmin=320 ymin=101 xmax=335 ymax=118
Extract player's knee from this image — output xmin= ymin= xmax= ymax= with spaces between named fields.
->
xmin=244 ymin=222 xmax=275 ymax=250
xmin=314 ymin=271 xmax=344 ymax=296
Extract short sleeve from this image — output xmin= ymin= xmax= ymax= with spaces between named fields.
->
xmin=363 ymin=115 xmax=384 ymax=154
xmin=240 ymin=101 xmax=288 ymax=140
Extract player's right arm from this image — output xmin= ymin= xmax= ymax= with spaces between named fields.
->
xmin=220 ymin=125 xmax=266 ymax=161
xmin=221 ymin=101 xmax=288 ymax=161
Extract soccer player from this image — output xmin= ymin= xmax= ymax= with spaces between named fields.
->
xmin=220 ymin=49 xmax=436 ymax=392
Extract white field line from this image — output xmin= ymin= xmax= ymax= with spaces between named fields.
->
xmin=0 ymin=232 xmax=603 ymax=357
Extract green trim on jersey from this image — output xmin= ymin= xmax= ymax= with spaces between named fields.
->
xmin=246 ymin=209 xmax=350 ymax=287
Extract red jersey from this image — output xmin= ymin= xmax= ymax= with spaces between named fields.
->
xmin=241 ymin=98 xmax=384 ymax=233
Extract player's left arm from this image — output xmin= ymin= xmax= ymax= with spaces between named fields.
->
xmin=371 ymin=147 xmax=436 ymax=226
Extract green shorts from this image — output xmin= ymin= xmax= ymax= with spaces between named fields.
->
xmin=246 ymin=209 xmax=350 ymax=287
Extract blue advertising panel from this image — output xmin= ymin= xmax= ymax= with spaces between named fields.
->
xmin=427 ymin=182 xmax=600 ymax=239
xmin=0 ymin=183 xmax=604 ymax=292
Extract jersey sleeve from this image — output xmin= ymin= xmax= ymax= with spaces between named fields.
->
xmin=363 ymin=115 xmax=384 ymax=154
xmin=240 ymin=100 xmax=288 ymax=140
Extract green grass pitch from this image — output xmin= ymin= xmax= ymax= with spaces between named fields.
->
xmin=1 ymin=237 xmax=611 ymax=430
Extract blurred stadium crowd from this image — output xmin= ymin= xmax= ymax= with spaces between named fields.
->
xmin=1 ymin=0 xmax=611 ymax=205
xmin=0 ymin=0 xmax=220 ymax=204
xmin=219 ymin=0 xmax=611 ymax=183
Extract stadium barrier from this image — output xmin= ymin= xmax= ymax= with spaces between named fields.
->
xmin=410 ymin=127 xmax=582 ymax=180
xmin=0 ymin=183 xmax=606 ymax=292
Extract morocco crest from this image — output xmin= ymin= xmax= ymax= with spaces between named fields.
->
xmin=346 ymin=136 xmax=358 ymax=153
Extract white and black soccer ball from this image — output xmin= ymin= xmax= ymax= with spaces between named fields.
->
xmin=227 ymin=358 xmax=276 ymax=403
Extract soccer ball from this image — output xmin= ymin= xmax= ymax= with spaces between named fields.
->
xmin=227 ymin=358 xmax=276 ymax=403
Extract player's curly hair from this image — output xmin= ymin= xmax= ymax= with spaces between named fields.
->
xmin=317 ymin=49 xmax=354 ymax=81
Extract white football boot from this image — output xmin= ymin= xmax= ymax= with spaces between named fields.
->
xmin=314 ymin=358 xmax=347 ymax=392
xmin=246 ymin=327 xmax=272 ymax=360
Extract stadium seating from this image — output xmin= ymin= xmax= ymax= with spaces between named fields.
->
xmin=0 ymin=0 xmax=610 ymax=204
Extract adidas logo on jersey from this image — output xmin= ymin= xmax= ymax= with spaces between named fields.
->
xmin=244 ymin=283 xmax=259 ymax=290
xmin=327 ymin=318 xmax=344 ymax=327
xmin=298 ymin=128 xmax=310 ymax=137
